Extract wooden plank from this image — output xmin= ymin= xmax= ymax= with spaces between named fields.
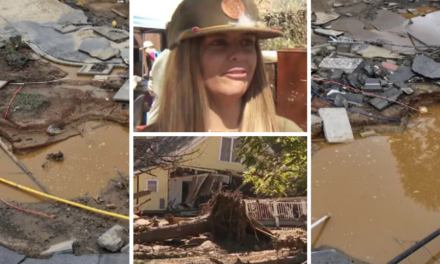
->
xmin=133 ymin=189 xmax=151 ymax=199
xmin=111 ymin=8 xmax=127 ymax=19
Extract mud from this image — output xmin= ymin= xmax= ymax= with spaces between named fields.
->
xmin=312 ymin=105 xmax=440 ymax=263
xmin=0 ymin=80 xmax=129 ymax=154
xmin=0 ymin=177 xmax=129 ymax=258
xmin=134 ymin=227 xmax=307 ymax=264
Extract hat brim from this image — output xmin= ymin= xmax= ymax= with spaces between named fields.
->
xmin=173 ymin=25 xmax=284 ymax=48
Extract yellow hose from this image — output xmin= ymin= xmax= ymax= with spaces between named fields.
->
xmin=0 ymin=177 xmax=129 ymax=221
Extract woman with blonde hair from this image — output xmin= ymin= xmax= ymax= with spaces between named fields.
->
xmin=144 ymin=0 xmax=303 ymax=132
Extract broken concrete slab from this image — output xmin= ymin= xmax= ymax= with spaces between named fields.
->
xmin=93 ymin=27 xmax=129 ymax=43
xmin=334 ymin=94 xmax=348 ymax=108
xmin=54 ymin=25 xmax=79 ymax=34
xmin=394 ymin=83 xmax=414 ymax=95
xmin=318 ymin=57 xmax=363 ymax=74
xmin=98 ymin=253 xmax=129 ymax=264
xmin=22 ymin=254 xmax=99 ymax=264
xmin=113 ymin=80 xmax=129 ymax=102
xmin=120 ymin=48 xmax=129 ymax=64
xmin=360 ymin=130 xmax=379 ymax=138
xmin=318 ymin=108 xmax=354 ymax=143
xmin=313 ymin=12 xmax=340 ymax=26
xmin=363 ymin=78 xmax=383 ymax=92
xmin=311 ymin=249 xmax=355 ymax=264
xmin=333 ymin=3 xmax=344 ymax=7
xmin=0 ymin=80 xmax=7 ymax=89
xmin=389 ymin=65 xmax=416 ymax=83
xmin=314 ymin=28 xmax=344 ymax=37
xmin=412 ymin=55 xmax=440 ymax=79
xmin=78 ymin=64 xmax=114 ymax=76
xmin=0 ymin=246 xmax=26 ymax=264
xmin=57 ymin=11 xmax=88 ymax=25
xmin=79 ymin=37 xmax=119 ymax=61
xmin=97 ymin=225 xmax=126 ymax=252
xmin=353 ymin=44 xmax=403 ymax=59
xmin=369 ymin=88 xmax=403 ymax=111
xmin=341 ymin=93 xmax=364 ymax=105
xmin=120 ymin=244 xmax=129 ymax=253
xmin=41 ymin=240 xmax=75 ymax=255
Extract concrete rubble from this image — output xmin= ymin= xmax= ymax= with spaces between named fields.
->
xmin=311 ymin=5 xmax=440 ymax=142
xmin=97 ymin=225 xmax=127 ymax=253
xmin=40 ymin=240 xmax=75 ymax=255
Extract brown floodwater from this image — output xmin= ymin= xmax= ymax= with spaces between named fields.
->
xmin=312 ymin=105 xmax=440 ymax=264
xmin=0 ymin=121 xmax=129 ymax=203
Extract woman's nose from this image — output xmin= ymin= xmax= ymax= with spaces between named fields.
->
xmin=228 ymin=45 xmax=247 ymax=62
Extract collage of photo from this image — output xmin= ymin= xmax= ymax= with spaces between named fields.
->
xmin=0 ymin=0 xmax=439 ymax=263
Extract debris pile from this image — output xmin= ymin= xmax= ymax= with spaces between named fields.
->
xmin=134 ymin=191 xmax=307 ymax=263
xmin=311 ymin=4 xmax=440 ymax=139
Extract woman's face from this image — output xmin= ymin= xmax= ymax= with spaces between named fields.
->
xmin=200 ymin=31 xmax=257 ymax=99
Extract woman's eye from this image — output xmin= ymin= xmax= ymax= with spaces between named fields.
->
xmin=241 ymin=38 xmax=255 ymax=46
xmin=211 ymin=39 xmax=226 ymax=46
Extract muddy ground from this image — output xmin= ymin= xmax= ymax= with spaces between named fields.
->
xmin=134 ymin=225 xmax=307 ymax=264
xmin=64 ymin=0 xmax=129 ymax=29
xmin=0 ymin=177 xmax=129 ymax=258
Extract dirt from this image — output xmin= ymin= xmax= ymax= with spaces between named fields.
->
xmin=63 ymin=0 xmax=129 ymax=29
xmin=312 ymin=105 xmax=440 ymax=263
xmin=0 ymin=177 xmax=129 ymax=258
xmin=134 ymin=227 xmax=307 ymax=264
xmin=0 ymin=43 xmax=68 ymax=82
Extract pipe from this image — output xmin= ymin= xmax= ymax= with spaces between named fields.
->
xmin=311 ymin=214 xmax=331 ymax=229
xmin=0 ymin=177 xmax=129 ymax=221
xmin=387 ymin=227 xmax=440 ymax=264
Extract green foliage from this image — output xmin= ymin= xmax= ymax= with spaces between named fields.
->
xmin=236 ymin=137 xmax=307 ymax=197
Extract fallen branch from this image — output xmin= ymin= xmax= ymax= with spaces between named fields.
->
xmin=134 ymin=198 xmax=151 ymax=208
xmin=134 ymin=190 xmax=152 ymax=199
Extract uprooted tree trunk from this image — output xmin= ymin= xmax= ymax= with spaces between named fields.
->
xmin=134 ymin=191 xmax=276 ymax=246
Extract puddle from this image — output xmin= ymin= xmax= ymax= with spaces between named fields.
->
xmin=0 ymin=121 xmax=129 ymax=203
xmin=312 ymin=105 xmax=440 ymax=263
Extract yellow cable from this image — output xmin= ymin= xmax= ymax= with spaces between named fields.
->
xmin=0 ymin=178 xmax=129 ymax=221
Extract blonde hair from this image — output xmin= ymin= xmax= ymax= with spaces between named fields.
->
xmin=154 ymin=37 xmax=279 ymax=132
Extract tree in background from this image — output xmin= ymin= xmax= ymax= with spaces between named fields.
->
xmin=236 ymin=137 xmax=307 ymax=197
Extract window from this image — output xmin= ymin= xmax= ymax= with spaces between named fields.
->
xmin=220 ymin=137 xmax=241 ymax=163
xmin=146 ymin=179 xmax=158 ymax=193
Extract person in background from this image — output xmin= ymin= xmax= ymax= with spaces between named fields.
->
xmin=140 ymin=41 xmax=156 ymax=79
xmin=142 ymin=0 xmax=302 ymax=132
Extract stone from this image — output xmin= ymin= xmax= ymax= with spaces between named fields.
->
xmin=97 ymin=225 xmax=126 ymax=252
xmin=0 ymin=80 xmax=7 ymax=89
xmin=407 ymin=8 xmax=419 ymax=14
xmin=98 ymin=253 xmax=129 ymax=264
xmin=312 ymin=115 xmax=323 ymax=137
xmin=22 ymin=254 xmax=99 ymax=264
xmin=363 ymin=78 xmax=383 ymax=92
xmin=369 ymin=88 xmax=403 ymax=111
xmin=363 ymin=65 xmax=373 ymax=77
xmin=360 ymin=130 xmax=379 ymax=138
xmin=120 ymin=48 xmax=129 ymax=64
xmin=334 ymin=94 xmax=349 ymax=108
xmin=318 ymin=108 xmax=354 ymax=143
xmin=79 ymin=38 xmax=119 ymax=61
xmin=120 ymin=244 xmax=129 ymax=253
xmin=331 ymin=69 xmax=344 ymax=81
xmin=345 ymin=13 xmax=353 ymax=17
xmin=353 ymin=44 xmax=403 ymax=59
xmin=333 ymin=3 xmax=344 ymax=7
xmin=188 ymin=237 xmax=208 ymax=246
xmin=314 ymin=28 xmax=344 ymax=37
xmin=412 ymin=55 xmax=440 ymax=79
xmin=0 ymin=246 xmax=26 ymax=264
xmin=313 ymin=12 xmax=340 ymax=26
xmin=319 ymin=57 xmax=363 ymax=74
xmin=394 ymin=83 xmax=414 ymax=95
xmin=41 ymin=240 xmax=75 ymax=255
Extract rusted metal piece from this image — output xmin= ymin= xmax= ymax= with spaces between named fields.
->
xmin=276 ymin=48 xmax=308 ymax=131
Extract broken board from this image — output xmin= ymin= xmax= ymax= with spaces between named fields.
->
xmin=319 ymin=108 xmax=354 ymax=143
xmin=77 ymin=64 xmax=114 ymax=76
xmin=113 ymin=80 xmax=129 ymax=102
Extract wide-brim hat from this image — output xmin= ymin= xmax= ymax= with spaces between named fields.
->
xmin=166 ymin=0 xmax=284 ymax=49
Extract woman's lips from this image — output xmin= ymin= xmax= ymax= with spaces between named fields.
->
xmin=224 ymin=68 xmax=247 ymax=80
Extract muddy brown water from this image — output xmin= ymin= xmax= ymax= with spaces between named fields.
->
xmin=312 ymin=105 xmax=440 ymax=264
xmin=0 ymin=121 xmax=129 ymax=203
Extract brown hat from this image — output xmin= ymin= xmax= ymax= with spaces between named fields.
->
xmin=166 ymin=0 xmax=284 ymax=49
